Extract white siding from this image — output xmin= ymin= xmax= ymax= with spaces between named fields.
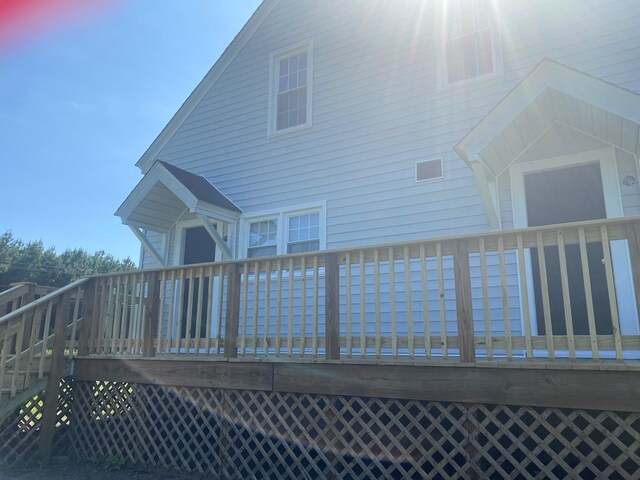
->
xmin=144 ymin=0 xmax=640 ymax=258
xmin=138 ymin=0 xmax=640 ymax=345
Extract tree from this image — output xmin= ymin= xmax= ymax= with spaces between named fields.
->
xmin=0 ymin=231 xmax=135 ymax=290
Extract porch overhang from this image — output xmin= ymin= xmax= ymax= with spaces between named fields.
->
xmin=115 ymin=161 xmax=242 ymax=264
xmin=455 ymin=58 xmax=640 ymax=229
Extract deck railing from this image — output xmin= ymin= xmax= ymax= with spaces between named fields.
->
xmin=79 ymin=217 xmax=640 ymax=364
xmin=0 ymin=279 xmax=87 ymax=402
xmin=0 ymin=283 xmax=58 ymax=317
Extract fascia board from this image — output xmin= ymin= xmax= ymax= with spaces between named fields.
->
xmin=136 ymin=0 xmax=280 ymax=173
xmin=115 ymin=163 xmax=198 ymax=221
xmin=193 ymin=202 xmax=241 ymax=224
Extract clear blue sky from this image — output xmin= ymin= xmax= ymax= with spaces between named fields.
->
xmin=0 ymin=1 xmax=261 ymax=262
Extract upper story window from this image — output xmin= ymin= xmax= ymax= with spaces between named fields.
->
xmin=243 ymin=204 xmax=325 ymax=258
xmin=438 ymin=0 xmax=502 ymax=88
xmin=269 ymin=42 xmax=313 ymax=136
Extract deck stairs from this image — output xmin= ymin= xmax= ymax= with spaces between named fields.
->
xmin=0 ymin=358 xmax=73 ymax=420
xmin=0 ymin=280 xmax=86 ymax=422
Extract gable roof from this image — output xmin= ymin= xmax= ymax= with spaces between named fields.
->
xmin=116 ymin=160 xmax=241 ymax=233
xmin=157 ymin=161 xmax=241 ymax=212
xmin=454 ymin=58 xmax=640 ymax=230
xmin=136 ymin=0 xmax=280 ymax=173
xmin=454 ymin=58 xmax=640 ymax=177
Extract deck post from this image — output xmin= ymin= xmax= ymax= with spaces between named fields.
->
xmin=38 ymin=291 xmax=72 ymax=463
xmin=325 ymin=252 xmax=341 ymax=361
xmin=224 ymin=263 xmax=241 ymax=359
xmin=77 ymin=279 xmax=95 ymax=356
xmin=142 ymin=271 xmax=160 ymax=358
xmin=19 ymin=282 xmax=36 ymax=308
xmin=454 ymin=239 xmax=476 ymax=364
xmin=8 ymin=283 xmax=37 ymax=353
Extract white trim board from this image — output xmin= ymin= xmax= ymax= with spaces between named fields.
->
xmin=238 ymin=202 xmax=327 ymax=259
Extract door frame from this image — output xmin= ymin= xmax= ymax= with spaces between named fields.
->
xmin=509 ymin=147 xmax=639 ymax=338
xmin=173 ymin=218 xmax=223 ymax=267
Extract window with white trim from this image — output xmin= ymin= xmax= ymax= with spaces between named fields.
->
xmin=248 ymin=219 xmax=277 ymax=258
xmin=269 ymin=43 xmax=312 ymax=134
xmin=287 ymin=212 xmax=320 ymax=253
xmin=439 ymin=0 xmax=502 ymax=87
xmin=243 ymin=205 xmax=324 ymax=258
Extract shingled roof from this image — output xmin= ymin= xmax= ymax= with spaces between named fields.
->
xmin=157 ymin=161 xmax=241 ymax=213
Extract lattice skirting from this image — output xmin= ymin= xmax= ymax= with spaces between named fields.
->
xmin=0 ymin=378 xmax=73 ymax=467
xmin=67 ymin=381 xmax=640 ymax=480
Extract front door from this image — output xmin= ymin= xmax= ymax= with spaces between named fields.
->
xmin=181 ymin=226 xmax=216 ymax=339
xmin=524 ymin=163 xmax=612 ymax=335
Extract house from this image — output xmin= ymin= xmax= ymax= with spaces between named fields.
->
xmin=3 ymin=1 xmax=640 ymax=476
xmin=116 ymin=0 xmax=640 ymax=355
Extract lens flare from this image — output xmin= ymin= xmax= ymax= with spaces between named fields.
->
xmin=0 ymin=0 xmax=116 ymax=52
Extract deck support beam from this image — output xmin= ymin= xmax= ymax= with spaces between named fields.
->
xmin=224 ymin=264 xmax=241 ymax=358
xmin=142 ymin=272 xmax=160 ymax=358
xmin=38 ymin=292 xmax=71 ymax=463
xmin=454 ymin=240 xmax=476 ymax=364
xmin=325 ymin=253 xmax=340 ymax=361
xmin=73 ymin=358 xmax=640 ymax=413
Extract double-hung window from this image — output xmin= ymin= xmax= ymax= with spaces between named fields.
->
xmin=244 ymin=206 xmax=324 ymax=258
xmin=248 ymin=219 xmax=278 ymax=258
xmin=287 ymin=212 xmax=320 ymax=253
xmin=439 ymin=0 xmax=502 ymax=88
xmin=269 ymin=43 xmax=313 ymax=135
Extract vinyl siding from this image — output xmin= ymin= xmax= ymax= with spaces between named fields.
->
xmin=140 ymin=0 xmax=639 ymax=343
xmin=146 ymin=0 xmax=640 ymax=257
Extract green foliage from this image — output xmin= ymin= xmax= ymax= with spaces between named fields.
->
xmin=102 ymin=454 xmax=126 ymax=471
xmin=0 ymin=230 xmax=136 ymax=289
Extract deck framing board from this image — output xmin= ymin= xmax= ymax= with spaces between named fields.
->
xmin=73 ymin=358 xmax=640 ymax=412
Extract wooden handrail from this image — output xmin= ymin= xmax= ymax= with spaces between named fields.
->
xmin=0 ymin=278 xmax=88 ymax=326
xmin=79 ymin=217 xmax=640 ymax=364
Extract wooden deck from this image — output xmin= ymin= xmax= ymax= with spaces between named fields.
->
xmin=73 ymin=355 xmax=640 ymax=413
xmin=2 ymin=217 xmax=639 ymax=416
xmin=1 ymin=220 xmax=640 ymax=473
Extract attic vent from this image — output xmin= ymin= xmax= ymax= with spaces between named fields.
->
xmin=416 ymin=158 xmax=443 ymax=182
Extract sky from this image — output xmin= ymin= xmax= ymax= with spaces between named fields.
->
xmin=0 ymin=0 xmax=262 ymax=262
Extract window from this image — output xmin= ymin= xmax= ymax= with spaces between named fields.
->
xmin=243 ymin=205 xmax=325 ymax=258
xmin=248 ymin=219 xmax=277 ymax=258
xmin=269 ymin=43 xmax=313 ymax=135
xmin=416 ymin=158 xmax=444 ymax=182
xmin=287 ymin=212 xmax=320 ymax=253
xmin=439 ymin=0 xmax=502 ymax=88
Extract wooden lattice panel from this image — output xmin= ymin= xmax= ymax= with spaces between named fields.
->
xmin=0 ymin=378 xmax=73 ymax=467
xmin=68 ymin=381 xmax=640 ymax=479
xmin=469 ymin=404 xmax=640 ymax=480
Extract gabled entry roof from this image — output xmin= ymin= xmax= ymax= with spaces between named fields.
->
xmin=454 ymin=58 xmax=640 ymax=229
xmin=115 ymin=160 xmax=241 ymax=233
xmin=455 ymin=58 xmax=640 ymax=178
